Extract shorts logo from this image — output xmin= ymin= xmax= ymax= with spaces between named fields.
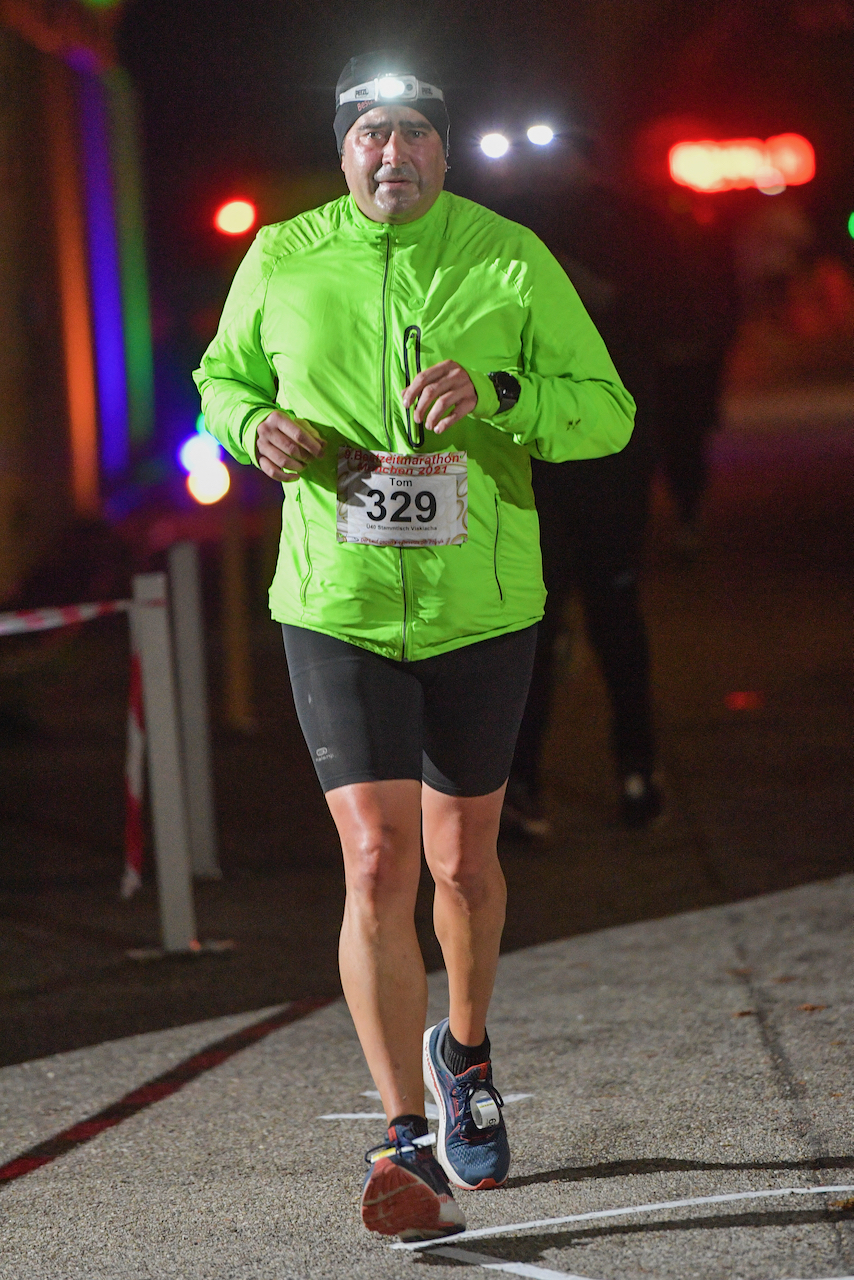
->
xmin=316 ymin=747 xmax=329 ymax=759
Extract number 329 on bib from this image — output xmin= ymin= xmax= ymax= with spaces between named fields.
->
xmin=336 ymin=448 xmax=468 ymax=548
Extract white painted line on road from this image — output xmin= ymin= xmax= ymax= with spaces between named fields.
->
xmin=318 ymin=1090 xmax=533 ymax=1122
xmin=431 ymin=1244 xmax=596 ymax=1279
xmin=393 ymin=1182 xmax=854 ymax=1251
xmin=428 ymin=1255 xmax=854 ymax=1280
xmin=360 ymin=1089 xmax=534 ymax=1105
xmin=318 ymin=1112 xmax=388 ymax=1120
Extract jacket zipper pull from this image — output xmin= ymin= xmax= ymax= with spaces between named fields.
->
xmin=403 ymin=324 xmax=424 ymax=450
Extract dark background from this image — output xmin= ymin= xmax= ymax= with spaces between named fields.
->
xmin=118 ymin=0 xmax=854 ymax=352
xmin=0 ymin=0 xmax=852 ymax=1065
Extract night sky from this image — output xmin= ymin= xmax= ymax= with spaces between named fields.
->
xmin=116 ymin=0 xmax=854 ymax=429
xmin=119 ymin=0 xmax=854 ymax=257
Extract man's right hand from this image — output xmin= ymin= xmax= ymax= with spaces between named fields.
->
xmin=255 ymin=411 xmax=324 ymax=482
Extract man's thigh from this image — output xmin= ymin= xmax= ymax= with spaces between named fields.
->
xmin=282 ymin=625 xmax=423 ymax=792
xmin=417 ymin=626 xmax=537 ymax=798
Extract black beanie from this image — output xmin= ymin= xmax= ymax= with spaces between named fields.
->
xmin=334 ymin=51 xmax=449 ymax=156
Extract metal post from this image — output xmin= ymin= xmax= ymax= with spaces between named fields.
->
xmin=221 ymin=485 xmax=256 ymax=733
xmin=131 ymin=573 xmax=197 ymax=952
xmin=168 ymin=541 xmax=221 ymax=880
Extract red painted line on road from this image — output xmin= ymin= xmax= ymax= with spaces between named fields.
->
xmin=0 ymin=998 xmax=333 ymax=1186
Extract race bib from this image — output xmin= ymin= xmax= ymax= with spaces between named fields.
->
xmin=336 ymin=448 xmax=468 ymax=547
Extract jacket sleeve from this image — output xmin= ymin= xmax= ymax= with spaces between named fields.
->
xmin=192 ymin=231 xmax=279 ymax=467
xmin=468 ymin=232 xmax=636 ymax=463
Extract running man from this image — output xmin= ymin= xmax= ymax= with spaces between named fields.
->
xmin=195 ymin=51 xmax=634 ymax=1242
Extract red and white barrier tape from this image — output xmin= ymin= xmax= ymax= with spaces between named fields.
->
xmin=0 ymin=600 xmax=130 ymax=637
xmin=0 ymin=596 xmax=145 ymax=898
xmin=121 ymin=644 xmax=146 ymax=899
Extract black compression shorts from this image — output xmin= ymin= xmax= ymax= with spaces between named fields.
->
xmin=282 ymin=624 xmax=538 ymax=796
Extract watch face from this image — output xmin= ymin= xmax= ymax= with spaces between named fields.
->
xmin=490 ymin=372 xmax=521 ymax=410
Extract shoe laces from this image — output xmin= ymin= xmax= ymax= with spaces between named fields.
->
xmin=452 ymin=1068 xmax=504 ymax=1135
xmin=365 ymin=1130 xmax=436 ymax=1166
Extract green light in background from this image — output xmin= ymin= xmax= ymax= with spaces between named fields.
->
xmin=79 ymin=0 xmax=124 ymax=8
xmin=848 ymin=211 xmax=854 ymax=239
xmin=104 ymin=68 xmax=155 ymax=445
xmin=196 ymin=413 xmax=206 ymax=433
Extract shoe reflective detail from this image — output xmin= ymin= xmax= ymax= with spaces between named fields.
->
xmin=423 ymin=1020 xmax=511 ymax=1191
xmin=621 ymin=774 xmax=664 ymax=829
xmin=501 ymin=777 xmax=552 ymax=840
xmin=360 ymin=1122 xmax=466 ymax=1241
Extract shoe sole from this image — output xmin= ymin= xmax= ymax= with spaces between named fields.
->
xmin=422 ymin=1026 xmax=508 ymax=1192
xmin=360 ymin=1156 xmax=465 ymax=1240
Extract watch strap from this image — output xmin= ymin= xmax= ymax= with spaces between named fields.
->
xmin=488 ymin=371 xmax=521 ymax=414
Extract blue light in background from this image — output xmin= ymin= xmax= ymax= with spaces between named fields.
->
xmin=178 ymin=432 xmax=222 ymax=473
xmin=78 ymin=70 xmax=129 ymax=477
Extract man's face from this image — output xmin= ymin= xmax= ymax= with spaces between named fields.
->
xmin=340 ymin=105 xmax=447 ymax=224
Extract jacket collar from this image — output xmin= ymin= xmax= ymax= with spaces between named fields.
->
xmin=344 ymin=189 xmax=447 ymax=242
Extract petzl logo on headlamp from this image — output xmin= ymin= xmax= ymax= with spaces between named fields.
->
xmin=338 ymin=75 xmax=445 ymax=107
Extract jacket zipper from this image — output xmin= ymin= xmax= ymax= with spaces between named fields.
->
xmin=381 ymin=234 xmax=410 ymax=658
xmin=493 ymin=495 xmax=504 ymax=602
xmin=399 ymin=548 xmax=409 ymax=660
xmin=296 ymin=489 xmax=312 ymax=605
xmin=380 ymin=236 xmax=393 ymax=450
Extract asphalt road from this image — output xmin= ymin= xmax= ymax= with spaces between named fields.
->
xmin=0 ymin=409 xmax=851 ymax=1277
xmin=0 ymin=414 xmax=851 ymax=1064
xmin=0 ymin=876 xmax=851 ymax=1278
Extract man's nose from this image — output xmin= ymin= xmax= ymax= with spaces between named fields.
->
xmin=382 ymin=129 xmax=408 ymax=166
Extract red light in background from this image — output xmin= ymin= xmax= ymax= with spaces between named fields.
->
xmin=669 ymin=134 xmax=814 ymax=193
xmin=214 ymin=199 xmax=257 ymax=235
xmin=724 ymin=691 xmax=765 ymax=711
xmin=765 ymin=133 xmax=815 ymax=185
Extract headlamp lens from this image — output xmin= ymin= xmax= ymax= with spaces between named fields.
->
xmin=377 ymin=75 xmax=408 ymax=99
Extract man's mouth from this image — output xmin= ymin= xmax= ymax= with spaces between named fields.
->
xmin=374 ymin=171 xmax=417 ymax=187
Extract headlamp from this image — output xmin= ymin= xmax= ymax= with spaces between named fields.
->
xmin=337 ymin=74 xmax=445 ymax=107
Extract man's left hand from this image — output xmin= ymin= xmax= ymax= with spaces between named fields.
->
xmin=402 ymin=361 xmax=477 ymax=435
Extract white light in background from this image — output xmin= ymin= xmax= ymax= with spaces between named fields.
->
xmin=527 ymin=124 xmax=554 ymax=146
xmin=179 ymin=431 xmax=230 ymax=505
xmin=187 ymin=462 xmax=230 ymax=505
xmin=179 ymin=433 xmax=222 ymax=473
xmin=481 ymin=133 xmax=509 ymax=158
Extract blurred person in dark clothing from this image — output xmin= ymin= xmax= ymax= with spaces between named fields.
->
xmin=490 ymin=149 xmax=663 ymax=831
xmin=654 ymin=203 xmax=738 ymax=552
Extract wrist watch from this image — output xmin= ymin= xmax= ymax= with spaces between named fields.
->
xmin=488 ymin=370 xmax=521 ymax=414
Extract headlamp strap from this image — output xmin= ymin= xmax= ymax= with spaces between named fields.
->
xmin=337 ymin=76 xmax=445 ymax=107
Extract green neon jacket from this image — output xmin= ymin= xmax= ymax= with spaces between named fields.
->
xmin=194 ymin=190 xmax=634 ymax=660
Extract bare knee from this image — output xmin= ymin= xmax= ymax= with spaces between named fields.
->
xmin=343 ymin=827 xmax=417 ymax=911
xmin=431 ymin=845 xmax=503 ymax=912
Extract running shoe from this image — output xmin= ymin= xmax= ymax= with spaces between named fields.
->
xmin=501 ymin=776 xmax=552 ymax=840
xmin=621 ymin=773 xmax=664 ymax=829
xmin=360 ymin=1121 xmax=466 ymax=1241
xmin=423 ymin=1020 xmax=510 ymax=1190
